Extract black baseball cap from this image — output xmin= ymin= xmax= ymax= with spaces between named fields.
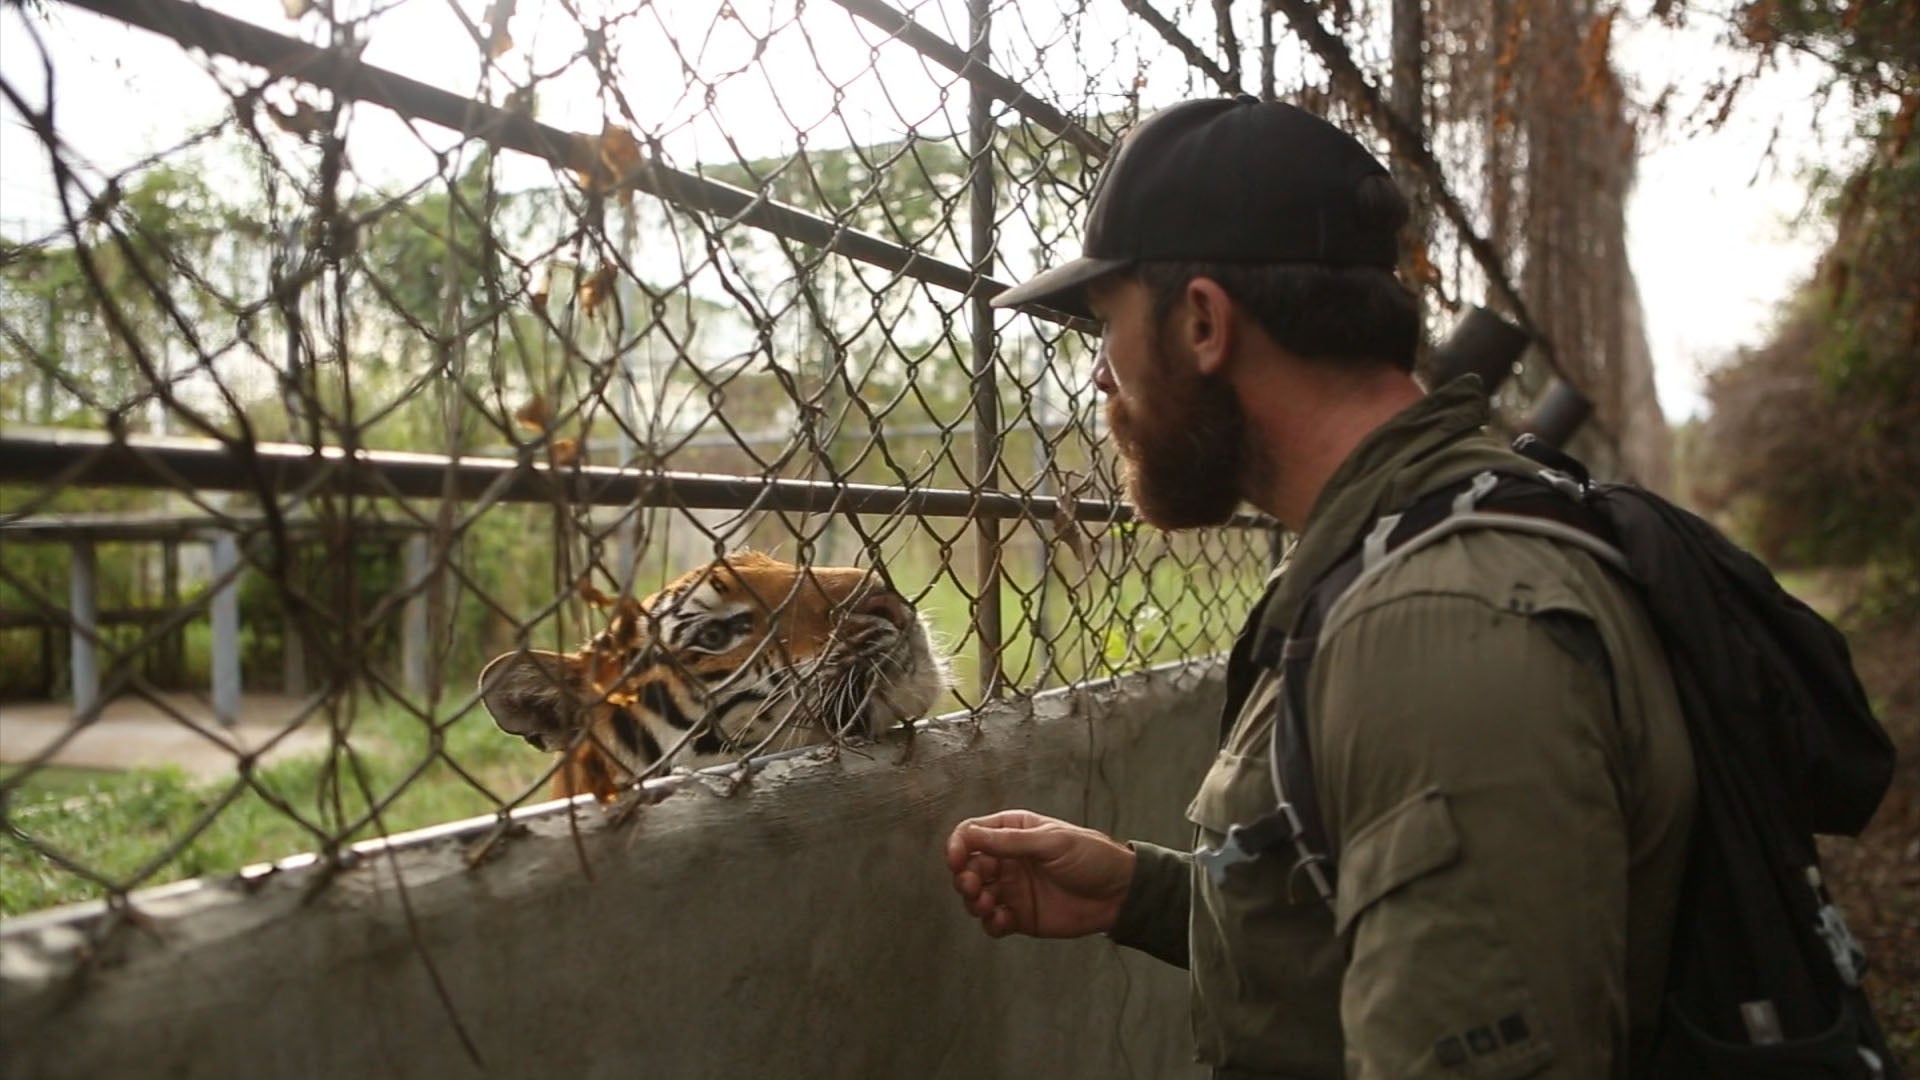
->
xmin=990 ymin=96 xmax=1398 ymax=320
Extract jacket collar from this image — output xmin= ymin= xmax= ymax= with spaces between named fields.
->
xmin=1257 ymin=375 xmax=1509 ymax=639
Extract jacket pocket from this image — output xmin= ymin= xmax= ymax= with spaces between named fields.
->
xmin=1186 ymin=673 xmax=1287 ymax=836
xmin=1333 ymin=788 xmax=1461 ymax=937
xmin=1185 ymin=748 xmax=1284 ymax=837
xmin=1336 ymin=789 xmax=1557 ymax=1080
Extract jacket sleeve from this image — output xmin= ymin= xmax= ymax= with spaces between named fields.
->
xmin=1106 ymin=841 xmax=1192 ymax=969
xmin=1310 ymin=590 xmax=1632 ymax=1080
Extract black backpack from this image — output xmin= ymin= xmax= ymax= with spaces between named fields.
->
xmin=1224 ymin=436 xmax=1902 ymax=1079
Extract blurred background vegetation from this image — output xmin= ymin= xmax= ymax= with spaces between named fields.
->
xmin=1667 ymin=2 xmax=1919 ymax=1060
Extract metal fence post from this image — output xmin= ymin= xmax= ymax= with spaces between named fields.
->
xmin=68 ymin=539 xmax=98 ymax=720
xmin=968 ymin=0 xmax=1003 ymax=699
xmin=209 ymin=531 xmax=242 ymax=727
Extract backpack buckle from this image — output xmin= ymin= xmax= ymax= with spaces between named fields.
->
xmin=1536 ymin=467 xmax=1586 ymax=500
xmin=1512 ymin=433 xmax=1592 ymax=494
xmin=1815 ymin=900 xmax=1868 ymax=987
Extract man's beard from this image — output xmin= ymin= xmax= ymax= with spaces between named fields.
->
xmin=1107 ymin=339 xmax=1252 ymax=530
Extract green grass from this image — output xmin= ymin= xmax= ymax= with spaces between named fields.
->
xmin=0 ymin=701 xmax=552 ymax=917
xmin=895 ymin=528 xmax=1267 ymax=709
xmin=0 ymin=763 xmax=121 ymax=798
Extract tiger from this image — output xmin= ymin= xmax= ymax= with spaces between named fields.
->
xmin=477 ymin=551 xmax=951 ymax=801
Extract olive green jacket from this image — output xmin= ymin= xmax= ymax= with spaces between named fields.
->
xmin=1110 ymin=379 xmax=1696 ymax=1079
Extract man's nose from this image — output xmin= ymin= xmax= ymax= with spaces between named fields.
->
xmin=1092 ymin=346 xmax=1116 ymax=395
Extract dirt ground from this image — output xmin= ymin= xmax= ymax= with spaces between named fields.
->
xmin=1823 ymin=613 xmax=1920 ymax=1071
xmin=0 ymin=693 xmax=329 ymax=780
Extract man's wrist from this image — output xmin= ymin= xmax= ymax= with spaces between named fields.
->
xmin=1105 ymin=841 xmax=1194 ymax=968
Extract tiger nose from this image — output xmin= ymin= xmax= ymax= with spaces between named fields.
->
xmin=853 ymin=588 xmax=912 ymax=630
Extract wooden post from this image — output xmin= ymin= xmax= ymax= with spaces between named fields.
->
xmin=403 ymin=533 xmax=431 ymax=699
xmin=69 ymin=540 xmax=99 ymax=720
xmin=210 ymin=532 xmax=242 ymax=727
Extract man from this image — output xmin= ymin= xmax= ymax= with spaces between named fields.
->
xmin=944 ymin=96 xmax=1696 ymax=1079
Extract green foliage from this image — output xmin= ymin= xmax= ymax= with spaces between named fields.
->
xmin=0 ymin=161 xmax=254 ymax=427
xmin=1730 ymin=0 xmax=1920 ymax=97
xmin=1697 ymin=101 xmax=1920 ymax=621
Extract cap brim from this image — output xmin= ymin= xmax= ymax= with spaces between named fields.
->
xmin=988 ymin=257 xmax=1131 ymax=321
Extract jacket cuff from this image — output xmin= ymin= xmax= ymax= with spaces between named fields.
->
xmin=1107 ymin=841 xmax=1192 ymax=969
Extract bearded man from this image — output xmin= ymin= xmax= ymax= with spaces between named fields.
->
xmin=944 ymin=96 xmax=1695 ymax=1079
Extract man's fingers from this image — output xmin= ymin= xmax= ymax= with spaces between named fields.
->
xmin=957 ymin=822 xmax=1066 ymax=862
xmin=984 ymin=904 xmax=1019 ymax=937
xmin=953 ymin=868 xmax=981 ymax=898
xmin=964 ymin=809 xmax=1048 ymax=830
xmin=945 ymin=810 xmax=1047 ymax=870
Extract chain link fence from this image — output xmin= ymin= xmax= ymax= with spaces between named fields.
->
xmin=1 ymin=0 xmax=1641 ymax=916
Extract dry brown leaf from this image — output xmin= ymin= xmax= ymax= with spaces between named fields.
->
xmin=549 ymin=437 xmax=583 ymax=466
xmin=282 ymin=0 xmax=314 ymax=18
xmin=1050 ymin=470 xmax=1097 ymax=562
xmin=268 ymin=101 xmax=329 ymax=138
xmin=483 ymin=0 xmax=517 ymax=57
xmin=1406 ymin=245 xmax=1442 ymax=288
xmin=573 ymin=123 xmax=644 ymax=196
xmin=529 ymin=265 xmax=551 ymax=315
xmin=514 ymin=394 xmax=552 ymax=432
xmin=1054 ymin=497 xmax=1087 ymax=562
xmin=578 ymin=263 xmax=619 ymax=317
xmin=1739 ymin=0 xmax=1780 ymax=47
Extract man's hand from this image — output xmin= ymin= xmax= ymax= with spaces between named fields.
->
xmin=944 ymin=810 xmax=1136 ymax=938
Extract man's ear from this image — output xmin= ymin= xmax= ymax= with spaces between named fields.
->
xmin=478 ymin=650 xmax=584 ymax=751
xmin=1182 ymin=276 xmax=1238 ymax=377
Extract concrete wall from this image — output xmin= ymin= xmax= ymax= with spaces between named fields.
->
xmin=0 ymin=662 xmax=1225 ymax=1080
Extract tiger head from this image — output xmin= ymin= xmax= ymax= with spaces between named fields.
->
xmin=477 ymin=551 xmax=950 ymax=800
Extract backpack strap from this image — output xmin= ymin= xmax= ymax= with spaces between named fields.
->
xmin=1263 ymin=462 xmax=1627 ymax=905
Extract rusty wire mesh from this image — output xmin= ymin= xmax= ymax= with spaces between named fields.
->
xmin=1 ymin=0 xmax=1635 ymax=915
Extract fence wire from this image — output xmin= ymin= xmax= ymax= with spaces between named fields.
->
xmin=1 ymin=0 xmax=1647 ymax=916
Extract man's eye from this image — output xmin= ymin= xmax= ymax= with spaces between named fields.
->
xmin=692 ymin=623 xmax=733 ymax=651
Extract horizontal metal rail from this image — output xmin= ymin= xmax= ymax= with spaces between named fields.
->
xmin=828 ymin=0 xmax=1110 ymax=159
xmin=0 ymin=512 xmax=425 ymax=543
xmin=0 ymin=429 xmax=1272 ymax=529
xmin=1119 ymin=0 xmax=1240 ymax=93
xmin=55 ymin=0 xmax=1098 ymax=333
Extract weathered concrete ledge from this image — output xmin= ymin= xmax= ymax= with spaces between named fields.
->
xmin=1 ymin=660 xmax=1225 ymax=1080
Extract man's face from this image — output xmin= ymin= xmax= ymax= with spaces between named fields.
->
xmin=1086 ymin=276 xmax=1250 ymax=529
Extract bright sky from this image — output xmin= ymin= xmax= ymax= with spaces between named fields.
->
xmin=1615 ymin=15 xmax=1859 ymax=419
xmin=0 ymin=0 xmax=1868 ymax=422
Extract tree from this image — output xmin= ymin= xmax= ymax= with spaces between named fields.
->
xmin=1691 ymin=1 xmax=1919 ymax=616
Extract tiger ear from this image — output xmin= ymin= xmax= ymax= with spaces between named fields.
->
xmin=478 ymin=650 xmax=586 ymax=751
